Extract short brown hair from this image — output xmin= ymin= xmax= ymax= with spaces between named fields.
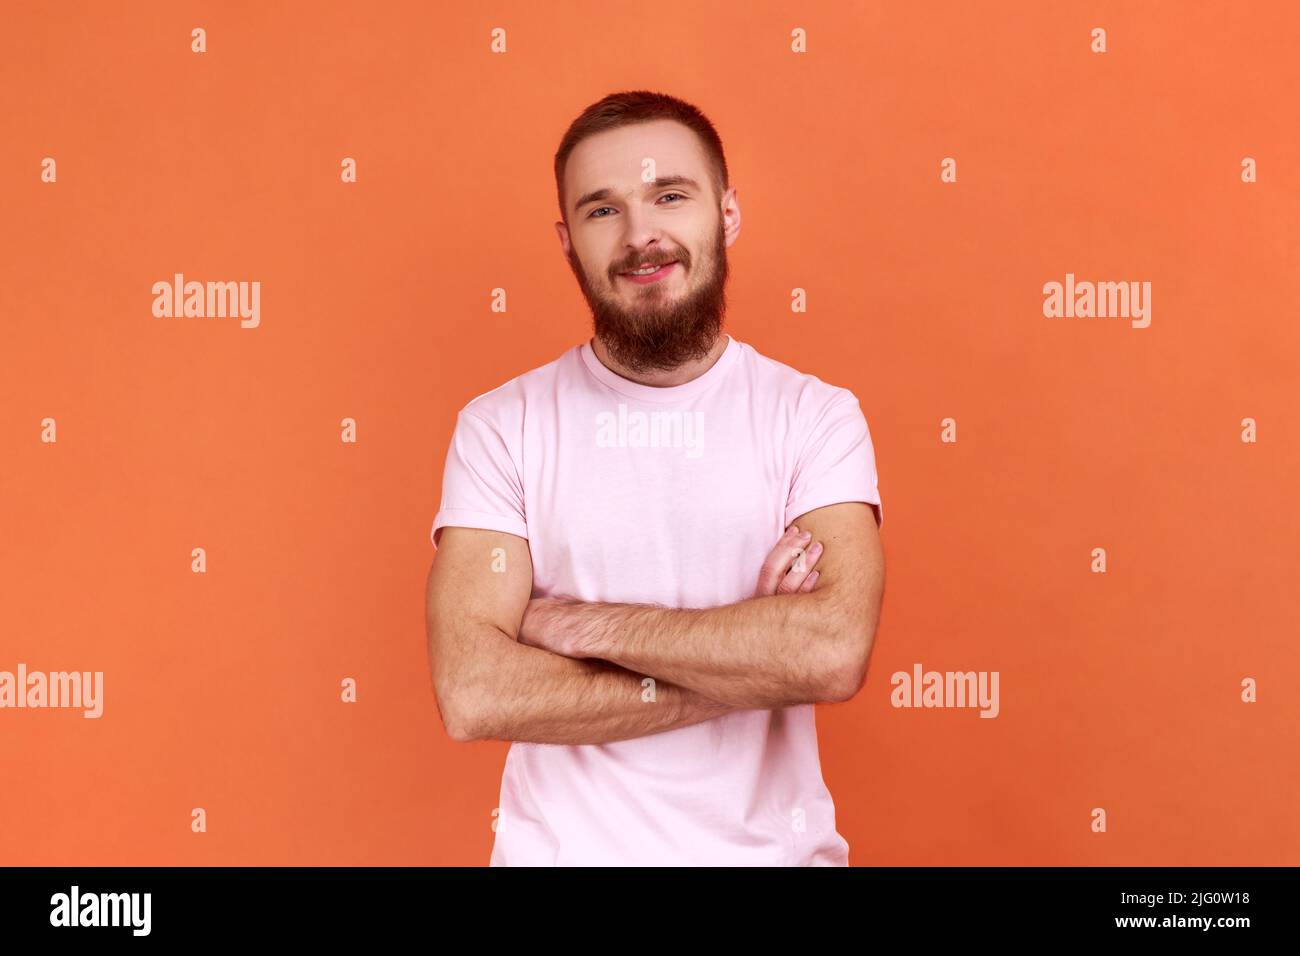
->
xmin=554 ymin=90 xmax=730 ymax=223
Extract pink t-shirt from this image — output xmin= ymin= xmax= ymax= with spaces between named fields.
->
xmin=431 ymin=333 xmax=883 ymax=865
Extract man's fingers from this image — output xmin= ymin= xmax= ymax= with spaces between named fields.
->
xmin=755 ymin=526 xmax=813 ymax=596
xmin=774 ymin=539 xmax=823 ymax=594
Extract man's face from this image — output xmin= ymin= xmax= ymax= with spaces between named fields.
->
xmin=559 ymin=119 xmax=735 ymax=373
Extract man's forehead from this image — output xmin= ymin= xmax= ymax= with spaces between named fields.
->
xmin=566 ymin=121 xmax=706 ymax=193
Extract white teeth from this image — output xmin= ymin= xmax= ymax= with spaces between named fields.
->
xmin=628 ymin=263 xmax=667 ymax=275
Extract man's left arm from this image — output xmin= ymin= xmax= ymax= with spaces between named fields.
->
xmin=519 ymin=501 xmax=884 ymax=710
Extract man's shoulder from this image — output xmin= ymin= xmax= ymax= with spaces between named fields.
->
xmin=737 ymin=338 xmax=861 ymax=413
xmin=456 ymin=343 xmax=578 ymax=425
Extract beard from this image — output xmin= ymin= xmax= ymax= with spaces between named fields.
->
xmin=567 ymin=218 xmax=730 ymax=374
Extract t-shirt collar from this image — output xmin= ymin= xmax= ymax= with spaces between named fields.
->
xmin=579 ymin=333 xmax=740 ymax=404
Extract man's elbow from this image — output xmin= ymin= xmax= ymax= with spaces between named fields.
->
xmin=430 ymin=655 xmax=494 ymax=742
xmin=821 ymin=623 xmax=876 ymax=704
xmin=428 ymin=620 xmax=512 ymax=742
xmin=438 ymin=685 xmax=487 ymax=742
xmin=447 ymin=719 xmax=482 ymax=744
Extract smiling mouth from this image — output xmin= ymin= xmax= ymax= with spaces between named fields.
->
xmin=619 ymin=260 xmax=679 ymax=282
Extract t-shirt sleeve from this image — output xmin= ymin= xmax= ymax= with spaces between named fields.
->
xmin=431 ymin=408 xmax=528 ymax=547
xmin=785 ymin=391 xmax=884 ymax=530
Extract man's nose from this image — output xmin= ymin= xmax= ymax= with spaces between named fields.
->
xmin=618 ymin=206 xmax=664 ymax=251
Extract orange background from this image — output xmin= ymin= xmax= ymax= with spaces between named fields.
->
xmin=2 ymin=0 xmax=1297 ymax=865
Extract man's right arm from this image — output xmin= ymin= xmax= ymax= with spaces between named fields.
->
xmin=425 ymin=526 xmax=734 ymax=745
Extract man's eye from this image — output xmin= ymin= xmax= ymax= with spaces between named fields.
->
xmin=589 ymin=194 xmax=685 ymax=218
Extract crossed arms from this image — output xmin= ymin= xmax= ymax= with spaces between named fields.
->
xmin=424 ymin=501 xmax=884 ymax=745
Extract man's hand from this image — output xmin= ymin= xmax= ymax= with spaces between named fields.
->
xmin=519 ymin=524 xmax=827 ymax=656
xmin=755 ymin=523 xmax=824 ymax=596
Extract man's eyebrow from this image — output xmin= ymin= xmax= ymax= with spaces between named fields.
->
xmin=573 ymin=175 xmax=702 ymax=214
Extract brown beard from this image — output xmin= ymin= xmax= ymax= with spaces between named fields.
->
xmin=567 ymin=218 xmax=730 ymax=374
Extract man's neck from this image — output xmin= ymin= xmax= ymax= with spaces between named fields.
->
xmin=589 ymin=333 xmax=729 ymax=388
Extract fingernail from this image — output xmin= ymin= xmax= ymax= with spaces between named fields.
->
xmin=800 ymin=530 xmax=812 ymax=540
xmin=810 ymin=542 xmax=823 ymax=553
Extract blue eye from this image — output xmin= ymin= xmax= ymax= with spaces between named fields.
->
xmin=588 ymin=193 xmax=687 ymax=219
